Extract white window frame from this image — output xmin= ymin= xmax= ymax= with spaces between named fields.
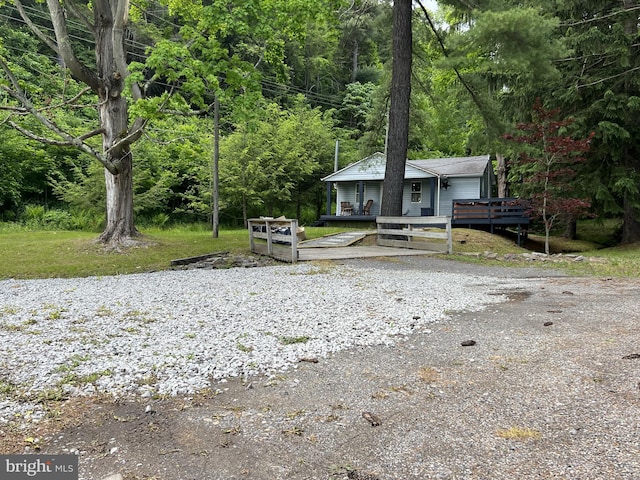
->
xmin=411 ymin=181 xmax=422 ymax=203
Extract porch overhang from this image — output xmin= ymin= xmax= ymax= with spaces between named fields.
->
xmin=319 ymin=214 xmax=377 ymax=225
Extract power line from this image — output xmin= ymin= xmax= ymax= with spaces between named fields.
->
xmin=1 ymin=4 xmax=350 ymax=111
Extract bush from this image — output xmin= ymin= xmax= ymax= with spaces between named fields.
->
xmin=20 ymin=205 xmax=102 ymax=231
xmin=69 ymin=208 xmax=104 ymax=231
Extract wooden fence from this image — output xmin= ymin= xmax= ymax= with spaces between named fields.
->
xmin=248 ymin=218 xmax=299 ymax=263
xmin=376 ymin=216 xmax=452 ymax=254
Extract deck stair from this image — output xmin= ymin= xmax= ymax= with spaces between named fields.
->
xmin=298 ymin=231 xmax=370 ymax=248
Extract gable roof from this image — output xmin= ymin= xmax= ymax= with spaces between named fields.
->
xmin=322 ymin=153 xmax=491 ymax=182
xmin=409 ymin=155 xmax=491 ymax=177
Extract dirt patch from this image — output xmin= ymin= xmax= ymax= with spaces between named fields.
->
xmin=3 ymin=260 xmax=640 ymax=480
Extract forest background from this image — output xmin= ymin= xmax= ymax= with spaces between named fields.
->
xmin=1 ymin=0 xmax=639 ymax=246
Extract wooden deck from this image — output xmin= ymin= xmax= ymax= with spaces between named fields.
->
xmin=451 ymin=197 xmax=529 ymax=245
xmin=298 ymin=245 xmax=436 ymax=261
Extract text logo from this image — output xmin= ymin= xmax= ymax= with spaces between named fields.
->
xmin=0 ymin=455 xmax=78 ymax=479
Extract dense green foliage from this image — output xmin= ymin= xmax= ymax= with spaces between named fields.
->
xmin=0 ymin=0 xmax=639 ymax=242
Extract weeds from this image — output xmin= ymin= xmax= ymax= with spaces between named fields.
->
xmin=279 ymin=335 xmax=310 ymax=345
xmin=95 ymin=306 xmax=113 ymax=317
xmin=236 ymin=341 xmax=253 ymax=353
xmin=282 ymin=426 xmax=305 ymax=436
xmin=34 ymin=388 xmax=68 ymax=403
xmin=0 ymin=306 xmax=19 ymax=317
xmin=0 ymin=380 xmax=17 ymax=395
xmin=496 ymin=426 xmax=542 ymax=440
xmin=286 ymin=409 xmax=306 ymax=419
xmin=418 ymin=366 xmax=440 ymax=383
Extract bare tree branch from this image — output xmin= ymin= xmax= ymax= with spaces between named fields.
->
xmin=416 ymin=0 xmax=500 ymax=131
xmin=8 ymin=121 xmax=82 ymax=147
xmin=12 ymin=0 xmax=59 ymax=54
xmin=0 ymin=105 xmax=28 ymax=113
xmin=577 ymin=65 xmax=640 ymax=88
xmin=112 ymin=0 xmax=143 ymax=101
xmin=45 ymin=0 xmax=100 ymax=91
xmin=63 ymin=0 xmax=95 ymax=32
xmin=41 ymin=86 xmax=94 ymax=112
xmin=560 ymin=5 xmax=640 ymax=27
xmin=106 ymin=118 xmax=147 ymax=156
xmin=77 ymin=128 xmax=105 ymax=141
xmin=0 ymin=57 xmax=115 ymax=173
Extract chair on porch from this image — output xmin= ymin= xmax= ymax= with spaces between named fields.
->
xmin=362 ymin=199 xmax=373 ymax=216
xmin=340 ymin=202 xmax=354 ymax=215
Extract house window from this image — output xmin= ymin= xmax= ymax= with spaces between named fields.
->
xmin=355 ymin=185 xmax=366 ymax=205
xmin=411 ymin=181 xmax=422 ymax=203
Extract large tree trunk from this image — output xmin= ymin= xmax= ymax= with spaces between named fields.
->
xmin=564 ymin=217 xmax=577 ymax=240
xmin=622 ymin=151 xmax=640 ymax=243
xmin=100 ymin=153 xmax=138 ymax=244
xmin=94 ymin=0 xmax=140 ymax=245
xmin=496 ymin=152 xmax=508 ymax=197
xmin=381 ymin=0 xmax=412 ymax=217
xmin=13 ymin=0 xmax=143 ymax=246
xmin=351 ymin=40 xmax=359 ymax=83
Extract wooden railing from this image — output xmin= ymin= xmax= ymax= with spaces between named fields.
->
xmin=451 ymin=197 xmax=529 ymax=245
xmin=376 ymin=216 xmax=452 ymax=254
xmin=452 ymin=198 xmax=529 ymax=225
xmin=248 ymin=218 xmax=299 ymax=263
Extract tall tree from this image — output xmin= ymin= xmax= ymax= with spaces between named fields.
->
xmin=1 ymin=0 xmax=146 ymax=245
xmin=220 ymin=98 xmax=334 ymax=225
xmin=552 ymin=0 xmax=640 ymax=243
xmin=381 ymin=0 xmax=412 ymax=217
xmin=0 ymin=0 xmax=326 ymax=245
xmin=505 ymin=101 xmax=593 ymax=254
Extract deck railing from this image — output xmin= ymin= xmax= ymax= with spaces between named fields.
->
xmin=452 ymin=197 xmax=529 ymax=225
xmin=451 ymin=197 xmax=529 ymax=245
xmin=376 ymin=216 xmax=452 ymax=254
xmin=248 ymin=218 xmax=299 ymax=263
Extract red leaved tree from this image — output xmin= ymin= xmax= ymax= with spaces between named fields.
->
xmin=505 ymin=100 xmax=594 ymax=254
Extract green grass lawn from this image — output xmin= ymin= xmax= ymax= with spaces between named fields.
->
xmin=0 ymin=226 xmax=362 ymax=279
xmin=0 ymin=222 xmax=638 ymax=280
xmin=0 ymin=229 xmax=247 ymax=279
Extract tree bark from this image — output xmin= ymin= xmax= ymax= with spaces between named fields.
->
xmin=496 ymin=152 xmax=508 ymax=198
xmin=93 ymin=0 xmax=139 ymax=244
xmin=564 ymin=217 xmax=577 ymax=240
xmin=100 ymin=152 xmax=138 ymax=244
xmin=622 ymin=153 xmax=640 ymax=243
xmin=351 ymin=39 xmax=359 ymax=83
xmin=381 ymin=0 xmax=412 ymax=218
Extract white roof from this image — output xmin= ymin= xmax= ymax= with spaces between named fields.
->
xmin=322 ymin=153 xmax=491 ymax=182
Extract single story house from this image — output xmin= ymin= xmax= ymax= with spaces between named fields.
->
xmin=320 ymin=152 xmax=495 ymax=220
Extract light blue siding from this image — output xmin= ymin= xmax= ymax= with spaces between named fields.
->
xmin=335 ymin=177 xmax=481 ymax=217
xmin=336 ymin=182 xmax=382 ymax=215
xmin=438 ymin=178 xmax=480 ymax=216
xmin=402 ymin=180 xmax=433 ymax=216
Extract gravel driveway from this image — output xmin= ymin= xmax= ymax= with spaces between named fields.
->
xmin=2 ymin=256 xmax=639 ymax=480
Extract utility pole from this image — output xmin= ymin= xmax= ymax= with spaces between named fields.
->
xmin=212 ymin=96 xmax=220 ymax=238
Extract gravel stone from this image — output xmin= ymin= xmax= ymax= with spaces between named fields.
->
xmin=0 ymin=263 xmax=527 ymax=424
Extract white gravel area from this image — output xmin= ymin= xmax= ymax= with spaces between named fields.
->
xmin=0 ymin=263 xmax=527 ymax=424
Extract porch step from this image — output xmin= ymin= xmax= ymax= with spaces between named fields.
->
xmin=298 ymin=231 xmax=370 ymax=248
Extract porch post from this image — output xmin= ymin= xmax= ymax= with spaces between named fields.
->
xmin=429 ymin=177 xmax=436 ymax=216
xmin=436 ymin=176 xmax=441 ymax=216
xmin=326 ymin=182 xmax=332 ymax=216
